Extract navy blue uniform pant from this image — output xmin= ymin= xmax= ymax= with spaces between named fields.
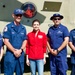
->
xmin=4 ymin=59 xmax=24 ymax=75
xmin=71 ymin=64 xmax=75 ymax=75
xmin=49 ymin=55 xmax=68 ymax=75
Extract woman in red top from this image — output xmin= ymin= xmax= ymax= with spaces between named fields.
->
xmin=26 ymin=19 xmax=47 ymax=75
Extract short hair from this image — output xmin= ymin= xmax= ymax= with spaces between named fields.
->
xmin=32 ymin=19 xmax=40 ymax=25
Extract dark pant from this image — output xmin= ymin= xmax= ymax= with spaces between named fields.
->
xmin=0 ymin=62 xmax=1 ymax=74
xmin=4 ymin=59 xmax=24 ymax=75
xmin=71 ymin=64 xmax=75 ymax=75
xmin=50 ymin=55 xmax=68 ymax=75
xmin=4 ymin=52 xmax=24 ymax=75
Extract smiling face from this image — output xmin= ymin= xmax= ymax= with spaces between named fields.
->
xmin=32 ymin=20 xmax=40 ymax=31
xmin=12 ymin=14 xmax=22 ymax=23
xmin=52 ymin=17 xmax=61 ymax=26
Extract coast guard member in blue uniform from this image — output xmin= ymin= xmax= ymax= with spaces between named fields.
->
xmin=69 ymin=29 xmax=75 ymax=75
xmin=0 ymin=33 xmax=3 ymax=74
xmin=3 ymin=8 xmax=27 ymax=75
xmin=47 ymin=13 xmax=69 ymax=75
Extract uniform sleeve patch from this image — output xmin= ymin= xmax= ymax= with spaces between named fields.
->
xmin=3 ymin=26 xmax=8 ymax=32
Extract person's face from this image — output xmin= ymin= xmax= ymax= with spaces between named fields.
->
xmin=32 ymin=21 xmax=40 ymax=31
xmin=52 ymin=17 xmax=61 ymax=26
xmin=12 ymin=14 xmax=22 ymax=23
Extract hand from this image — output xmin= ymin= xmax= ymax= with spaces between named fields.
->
xmin=0 ymin=57 xmax=1 ymax=62
xmin=26 ymin=59 xmax=30 ymax=66
xmin=50 ymin=49 xmax=54 ymax=54
xmin=52 ymin=50 xmax=58 ymax=56
xmin=13 ymin=49 xmax=22 ymax=58
xmin=44 ymin=58 xmax=46 ymax=65
xmin=0 ymin=55 xmax=2 ymax=62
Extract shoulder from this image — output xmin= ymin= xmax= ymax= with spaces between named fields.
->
xmin=27 ymin=32 xmax=33 ymax=39
xmin=70 ymin=29 xmax=75 ymax=33
xmin=4 ymin=22 xmax=13 ymax=29
xmin=27 ymin=32 xmax=32 ymax=35
xmin=0 ymin=33 xmax=2 ymax=37
xmin=39 ymin=31 xmax=46 ymax=35
xmin=0 ymin=33 xmax=3 ymax=41
xmin=3 ymin=22 xmax=13 ymax=32
xmin=60 ymin=24 xmax=68 ymax=29
xmin=47 ymin=26 xmax=53 ymax=32
xmin=6 ymin=22 xmax=13 ymax=27
xmin=59 ymin=24 xmax=69 ymax=32
xmin=49 ymin=26 xmax=53 ymax=29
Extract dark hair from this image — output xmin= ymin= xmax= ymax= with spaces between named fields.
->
xmin=32 ymin=19 xmax=40 ymax=25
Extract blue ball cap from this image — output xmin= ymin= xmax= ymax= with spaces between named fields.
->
xmin=50 ymin=13 xmax=64 ymax=20
xmin=13 ymin=8 xmax=24 ymax=15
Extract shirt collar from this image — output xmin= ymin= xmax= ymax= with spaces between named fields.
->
xmin=52 ymin=24 xmax=61 ymax=30
xmin=32 ymin=29 xmax=40 ymax=33
xmin=11 ymin=22 xmax=24 ymax=29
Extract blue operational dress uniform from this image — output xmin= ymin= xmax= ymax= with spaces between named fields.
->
xmin=47 ymin=24 xmax=69 ymax=75
xmin=0 ymin=34 xmax=3 ymax=74
xmin=3 ymin=22 xmax=27 ymax=75
xmin=69 ymin=29 xmax=75 ymax=75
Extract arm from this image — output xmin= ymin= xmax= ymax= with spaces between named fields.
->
xmin=68 ymin=30 xmax=75 ymax=52
xmin=20 ymin=40 xmax=27 ymax=52
xmin=57 ymin=26 xmax=69 ymax=52
xmin=0 ymin=47 xmax=4 ymax=61
xmin=26 ymin=55 xmax=30 ymax=66
xmin=47 ymin=37 xmax=54 ymax=53
xmin=20 ymin=27 xmax=27 ymax=52
xmin=4 ymin=38 xmax=15 ymax=53
xmin=15 ymin=40 xmax=27 ymax=57
xmin=4 ymin=38 xmax=22 ymax=58
xmin=57 ymin=37 xmax=69 ymax=52
xmin=68 ymin=42 xmax=75 ymax=52
xmin=43 ymin=53 xmax=46 ymax=64
xmin=3 ymin=26 xmax=16 ymax=53
xmin=53 ymin=37 xmax=69 ymax=56
xmin=26 ymin=40 xmax=30 ymax=66
xmin=3 ymin=26 xmax=23 ymax=57
xmin=57 ymin=27 xmax=69 ymax=52
xmin=43 ymin=34 xmax=47 ymax=64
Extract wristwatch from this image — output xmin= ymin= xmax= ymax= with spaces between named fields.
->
xmin=21 ymin=49 xmax=23 ymax=52
xmin=57 ymin=49 xmax=59 ymax=53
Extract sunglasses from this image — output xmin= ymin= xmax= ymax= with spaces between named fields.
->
xmin=15 ymin=14 xmax=22 ymax=17
xmin=53 ymin=18 xmax=61 ymax=20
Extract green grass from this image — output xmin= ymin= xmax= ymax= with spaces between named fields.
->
xmin=0 ymin=70 xmax=71 ymax=75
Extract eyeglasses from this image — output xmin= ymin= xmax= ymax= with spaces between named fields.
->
xmin=15 ymin=14 xmax=22 ymax=17
xmin=53 ymin=18 xmax=61 ymax=20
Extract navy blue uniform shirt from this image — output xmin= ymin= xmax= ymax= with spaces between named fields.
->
xmin=0 ymin=34 xmax=3 ymax=52
xmin=47 ymin=24 xmax=69 ymax=56
xmin=69 ymin=29 xmax=75 ymax=56
xmin=3 ymin=22 xmax=27 ymax=49
xmin=3 ymin=22 xmax=27 ymax=74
